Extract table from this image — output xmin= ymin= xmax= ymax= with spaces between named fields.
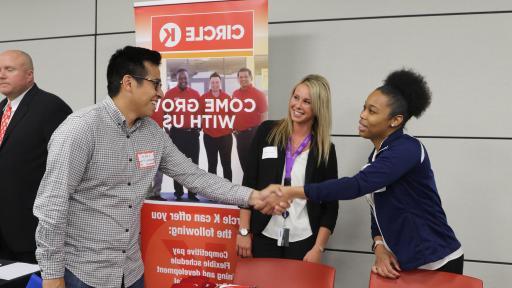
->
xmin=0 ymin=259 xmax=39 ymax=288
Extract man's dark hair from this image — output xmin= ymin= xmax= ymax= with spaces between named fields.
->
xmin=237 ymin=67 xmax=252 ymax=78
xmin=209 ymin=72 xmax=221 ymax=80
xmin=107 ymin=46 xmax=161 ymax=97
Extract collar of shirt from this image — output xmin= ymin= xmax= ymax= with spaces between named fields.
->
xmin=3 ymin=84 xmax=33 ymax=114
xmin=371 ymin=128 xmax=404 ymax=160
xmin=381 ymin=128 xmax=404 ymax=148
xmin=103 ymin=97 xmax=142 ymax=134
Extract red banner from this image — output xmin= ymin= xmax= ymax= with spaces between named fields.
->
xmin=135 ymin=1 xmax=268 ymax=286
xmin=141 ymin=201 xmax=240 ymax=286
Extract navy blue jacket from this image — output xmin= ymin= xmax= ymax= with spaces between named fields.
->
xmin=305 ymin=129 xmax=461 ymax=270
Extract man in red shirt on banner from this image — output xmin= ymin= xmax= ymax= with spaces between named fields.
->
xmin=154 ymin=68 xmax=202 ymax=201
xmin=201 ymin=72 xmax=233 ymax=181
xmin=232 ymin=68 xmax=268 ymax=175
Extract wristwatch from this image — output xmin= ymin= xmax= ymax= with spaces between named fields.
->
xmin=238 ymin=228 xmax=250 ymax=236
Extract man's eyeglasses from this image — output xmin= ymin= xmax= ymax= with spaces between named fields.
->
xmin=129 ymin=75 xmax=162 ymax=91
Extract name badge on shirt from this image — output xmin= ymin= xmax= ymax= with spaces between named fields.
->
xmin=136 ymin=151 xmax=156 ymax=169
xmin=262 ymin=146 xmax=278 ymax=159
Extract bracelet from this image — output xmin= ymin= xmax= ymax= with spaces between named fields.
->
xmin=372 ymin=240 xmax=384 ymax=251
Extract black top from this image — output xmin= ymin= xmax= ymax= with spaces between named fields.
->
xmin=242 ymin=120 xmax=339 ymax=236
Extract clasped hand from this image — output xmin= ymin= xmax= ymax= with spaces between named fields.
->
xmin=251 ymin=184 xmax=291 ymax=215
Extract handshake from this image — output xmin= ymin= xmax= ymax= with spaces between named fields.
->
xmin=248 ymin=184 xmax=304 ymax=215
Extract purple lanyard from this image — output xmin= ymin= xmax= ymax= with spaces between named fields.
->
xmin=284 ymin=134 xmax=312 ymax=182
xmin=282 ymin=134 xmax=311 ymax=220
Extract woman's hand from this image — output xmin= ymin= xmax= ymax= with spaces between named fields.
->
xmin=303 ymin=245 xmax=323 ymax=263
xmin=236 ymin=234 xmax=253 ymax=258
xmin=372 ymin=245 xmax=401 ymax=279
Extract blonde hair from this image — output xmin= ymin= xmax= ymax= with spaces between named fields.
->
xmin=268 ymin=74 xmax=332 ymax=165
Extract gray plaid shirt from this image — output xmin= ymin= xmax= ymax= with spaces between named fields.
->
xmin=33 ymin=97 xmax=252 ymax=287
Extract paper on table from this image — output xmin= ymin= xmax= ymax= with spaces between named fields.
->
xmin=0 ymin=262 xmax=40 ymax=280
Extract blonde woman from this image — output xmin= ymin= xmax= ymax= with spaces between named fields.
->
xmin=236 ymin=75 xmax=339 ymax=262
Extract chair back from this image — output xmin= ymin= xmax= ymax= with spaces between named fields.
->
xmin=369 ymin=270 xmax=483 ymax=288
xmin=25 ymin=274 xmax=42 ymax=288
xmin=233 ymin=258 xmax=335 ymax=288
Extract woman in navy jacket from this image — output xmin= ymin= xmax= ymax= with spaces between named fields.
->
xmin=237 ymin=75 xmax=339 ymax=263
xmin=282 ymin=69 xmax=463 ymax=278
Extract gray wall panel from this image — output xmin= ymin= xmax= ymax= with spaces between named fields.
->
xmin=96 ymin=33 xmax=136 ymax=101
xmin=0 ymin=37 xmax=95 ymax=110
xmin=464 ymin=261 xmax=512 ymax=288
xmin=323 ymin=251 xmax=374 ymax=288
xmin=327 ymin=137 xmax=373 ymax=251
xmin=97 ymin=0 xmax=136 ymax=33
xmin=269 ymin=14 xmax=512 ymax=137
xmin=0 ymin=0 xmax=95 ymax=41
xmin=269 ymin=0 xmax=512 ymax=22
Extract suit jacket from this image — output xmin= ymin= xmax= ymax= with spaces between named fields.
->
xmin=242 ymin=120 xmax=339 ymax=236
xmin=0 ymin=84 xmax=72 ymax=253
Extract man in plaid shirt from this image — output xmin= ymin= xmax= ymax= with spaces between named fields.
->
xmin=34 ymin=46 xmax=282 ymax=288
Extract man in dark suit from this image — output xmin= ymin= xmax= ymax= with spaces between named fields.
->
xmin=0 ymin=50 xmax=72 ymax=263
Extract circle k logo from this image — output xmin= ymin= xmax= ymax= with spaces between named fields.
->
xmin=152 ymin=11 xmax=253 ymax=52
xmin=159 ymin=22 xmax=181 ymax=47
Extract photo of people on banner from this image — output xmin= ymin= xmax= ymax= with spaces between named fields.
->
xmin=150 ymin=59 xmax=268 ymax=202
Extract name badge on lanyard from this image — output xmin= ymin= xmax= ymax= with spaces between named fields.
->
xmin=278 ymin=210 xmax=290 ymax=247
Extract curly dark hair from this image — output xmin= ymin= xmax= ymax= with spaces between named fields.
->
xmin=377 ymin=69 xmax=432 ymax=124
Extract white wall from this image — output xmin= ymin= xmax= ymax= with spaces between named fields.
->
xmin=1 ymin=0 xmax=511 ymax=287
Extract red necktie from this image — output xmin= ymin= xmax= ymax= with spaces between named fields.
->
xmin=0 ymin=102 xmax=12 ymax=144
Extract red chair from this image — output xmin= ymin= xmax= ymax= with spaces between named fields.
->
xmin=234 ymin=258 xmax=336 ymax=288
xmin=369 ymin=270 xmax=483 ymax=288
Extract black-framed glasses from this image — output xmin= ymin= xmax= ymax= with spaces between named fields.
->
xmin=129 ymin=75 xmax=162 ymax=91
